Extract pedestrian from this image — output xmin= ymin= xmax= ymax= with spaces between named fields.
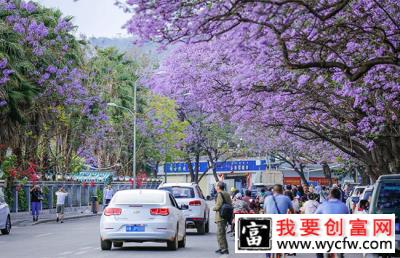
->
xmin=103 ymin=184 xmax=114 ymax=207
xmin=319 ymin=185 xmax=328 ymax=203
xmin=315 ymin=183 xmax=322 ymax=194
xmin=265 ymin=184 xmax=295 ymax=258
xmin=213 ymin=181 xmax=232 ymax=255
xmin=230 ymin=193 xmax=250 ymax=235
xmin=55 ymin=186 xmax=68 ymax=223
xmin=315 ymin=188 xmax=349 ymax=214
xmin=301 ymin=193 xmax=320 ymax=214
xmin=257 ymin=188 xmax=268 ymax=213
xmin=265 ymin=184 xmax=295 ymax=214
xmin=284 ymin=190 xmax=299 ymax=214
xmin=297 ymin=185 xmax=305 ymax=198
xmin=354 ymin=200 xmax=369 ymax=214
xmin=314 ymin=188 xmax=349 ymax=258
xmin=242 ymin=189 xmax=252 ymax=205
xmin=30 ymin=185 xmax=43 ymax=222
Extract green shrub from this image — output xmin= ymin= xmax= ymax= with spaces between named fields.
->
xmin=96 ymin=188 xmax=103 ymax=204
xmin=42 ymin=186 xmax=49 ymax=209
xmin=18 ymin=187 xmax=28 ymax=212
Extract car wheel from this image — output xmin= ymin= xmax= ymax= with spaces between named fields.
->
xmin=178 ymin=232 xmax=186 ymax=248
xmin=197 ymin=221 xmax=206 ymax=235
xmin=1 ymin=216 xmax=11 ymax=235
xmin=113 ymin=242 xmax=123 ymax=248
xmin=167 ymin=227 xmax=179 ymax=251
xmin=100 ymin=238 xmax=112 ymax=250
xmin=205 ymin=219 xmax=210 ymax=233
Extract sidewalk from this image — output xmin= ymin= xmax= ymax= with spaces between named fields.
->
xmin=11 ymin=206 xmax=102 ymax=226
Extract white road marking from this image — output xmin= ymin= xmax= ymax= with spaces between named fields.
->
xmin=35 ymin=233 xmax=53 ymax=238
xmin=58 ymin=251 xmax=73 ymax=255
xmin=73 ymin=250 xmax=88 ymax=255
xmin=78 ymin=246 xmax=93 ymax=250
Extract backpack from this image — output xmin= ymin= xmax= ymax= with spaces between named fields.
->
xmin=219 ymin=192 xmax=233 ymax=224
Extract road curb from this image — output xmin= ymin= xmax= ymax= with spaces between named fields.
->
xmin=33 ymin=213 xmax=100 ymax=225
xmin=12 ymin=213 xmax=101 ymax=226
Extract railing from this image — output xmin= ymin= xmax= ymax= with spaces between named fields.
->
xmin=8 ymin=181 xmax=162 ymax=213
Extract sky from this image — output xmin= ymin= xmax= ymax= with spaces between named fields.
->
xmin=35 ymin=0 xmax=131 ymax=38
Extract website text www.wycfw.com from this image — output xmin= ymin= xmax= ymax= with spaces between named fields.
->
xmin=235 ymin=214 xmax=395 ymax=254
xmin=276 ymin=237 xmax=393 ymax=253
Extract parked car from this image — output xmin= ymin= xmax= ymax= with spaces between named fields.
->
xmin=158 ymin=183 xmax=210 ymax=234
xmin=99 ymin=189 xmax=187 ymax=251
xmin=369 ymin=174 xmax=400 ymax=254
xmin=0 ymin=180 xmax=11 ymax=235
xmin=250 ymin=184 xmax=268 ymax=199
xmin=346 ymin=186 xmax=366 ymax=213
xmin=360 ymin=185 xmax=374 ymax=202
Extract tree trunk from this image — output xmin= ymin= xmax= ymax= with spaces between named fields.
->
xmin=194 ymin=152 xmax=200 ymax=183
xmin=322 ymin=162 xmax=333 ymax=186
xmin=294 ymin=164 xmax=308 ymax=186
xmin=212 ymin=166 xmax=219 ymax=182
xmin=185 ymin=156 xmax=195 ymax=182
xmin=152 ymin=161 xmax=160 ymax=178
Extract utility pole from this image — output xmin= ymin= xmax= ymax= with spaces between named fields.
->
xmin=132 ymin=79 xmax=137 ymax=189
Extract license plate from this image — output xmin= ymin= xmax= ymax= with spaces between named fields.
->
xmin=126 ymin=225 xmax=145 ymax=232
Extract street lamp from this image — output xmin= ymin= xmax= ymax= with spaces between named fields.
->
xmin=107 ymin=100 xmax=137 ymax=189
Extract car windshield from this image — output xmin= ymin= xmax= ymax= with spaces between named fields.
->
xmin=352 ymin=187 xmax=365 ymax=196
xmin=159 ymin=187 xmax=195 ymax=199
xmin=376 ymin=181 xmax=400 ymax=212
xmin=362 ymin=190 xmax=373 ymax=201
xmin=0 ymin=188 xmax=5 ymax=203
xmin=112 ymin=191 xmax=165 ymax=204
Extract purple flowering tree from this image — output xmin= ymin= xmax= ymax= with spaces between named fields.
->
xmin=125 ymin=1 xmax=400 ymax=180
xmin=0 ymin=1 xmax=106 ymax=173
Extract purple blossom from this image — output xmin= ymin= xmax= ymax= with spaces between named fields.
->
xmin=20 ymin=1 xmax=36 ymax=13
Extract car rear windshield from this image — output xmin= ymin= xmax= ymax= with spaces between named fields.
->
xmin=376 ymin=182 xmax=400 ymax=211
xmin=353 ymin=187 xmax=365 ymax=195
xmin=112 ymin=191 xmax=165 ymax=204
xmin=362 ymin=190 xmax=373 ymax=201
xmin=159 ymin=187 xmax=195 ymax=199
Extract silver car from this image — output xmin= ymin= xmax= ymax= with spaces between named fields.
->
xmin=0 ymin=181 xmax=11 ymax=235
xmin=100 ymin=189 xmax=187 ymax=251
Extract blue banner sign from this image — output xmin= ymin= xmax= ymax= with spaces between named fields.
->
xmin=164 ymin=160 xmax=268 ymax=174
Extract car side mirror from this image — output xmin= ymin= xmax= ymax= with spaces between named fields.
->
xmin=180 ymin=204 xmax=189 ymax=210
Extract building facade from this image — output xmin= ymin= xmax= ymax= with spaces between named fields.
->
xmin=159 ymin=158 xmax=338 ymax=196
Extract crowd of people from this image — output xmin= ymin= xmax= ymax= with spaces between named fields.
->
xmin=212 ymin=182 xmax=368 ymax=256
xmin=228 ymin=182 xmax=369 ymax=217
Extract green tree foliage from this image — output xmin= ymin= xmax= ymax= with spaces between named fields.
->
xmin=140 ymin=94 xmax=188 ymax=176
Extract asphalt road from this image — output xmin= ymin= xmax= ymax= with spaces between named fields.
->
xmin=0 ymin=206 xmax=363 ymax=258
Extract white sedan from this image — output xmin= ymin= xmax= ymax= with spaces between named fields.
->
xmin=0 ymin=182 xmax=11 ymax=235
xmin=100 ymin=189 xmax=187 ymax=251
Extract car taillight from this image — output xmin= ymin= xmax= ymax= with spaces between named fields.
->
xmin=150 ymin=208 xmax=169 ymax=216
xmin=104 ymin=207 xmax=122 ymax=216
xmin=189 ymin=200 xmax=201 ymax=206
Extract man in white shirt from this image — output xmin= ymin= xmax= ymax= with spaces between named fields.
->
xmin=55 ymin=186 xmax=68 ymax=223
xmin=301 ymin=193 xmax=320 ymax=214
xmin=103 ymin=185 xmax=114 ymax=206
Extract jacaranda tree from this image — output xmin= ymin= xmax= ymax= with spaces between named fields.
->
xmin=125 ymin=0 xmax=400 ymax=180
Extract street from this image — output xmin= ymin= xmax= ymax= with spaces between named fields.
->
xmin=0 ymin=203 xmax=363 ymax=258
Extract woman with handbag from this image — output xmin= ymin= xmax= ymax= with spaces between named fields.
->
xmin=30 ymin=185 xmax=43 ymax=222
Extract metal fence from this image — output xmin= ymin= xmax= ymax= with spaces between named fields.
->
xmin=8 ymin=181 xmax=161 ymax=213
